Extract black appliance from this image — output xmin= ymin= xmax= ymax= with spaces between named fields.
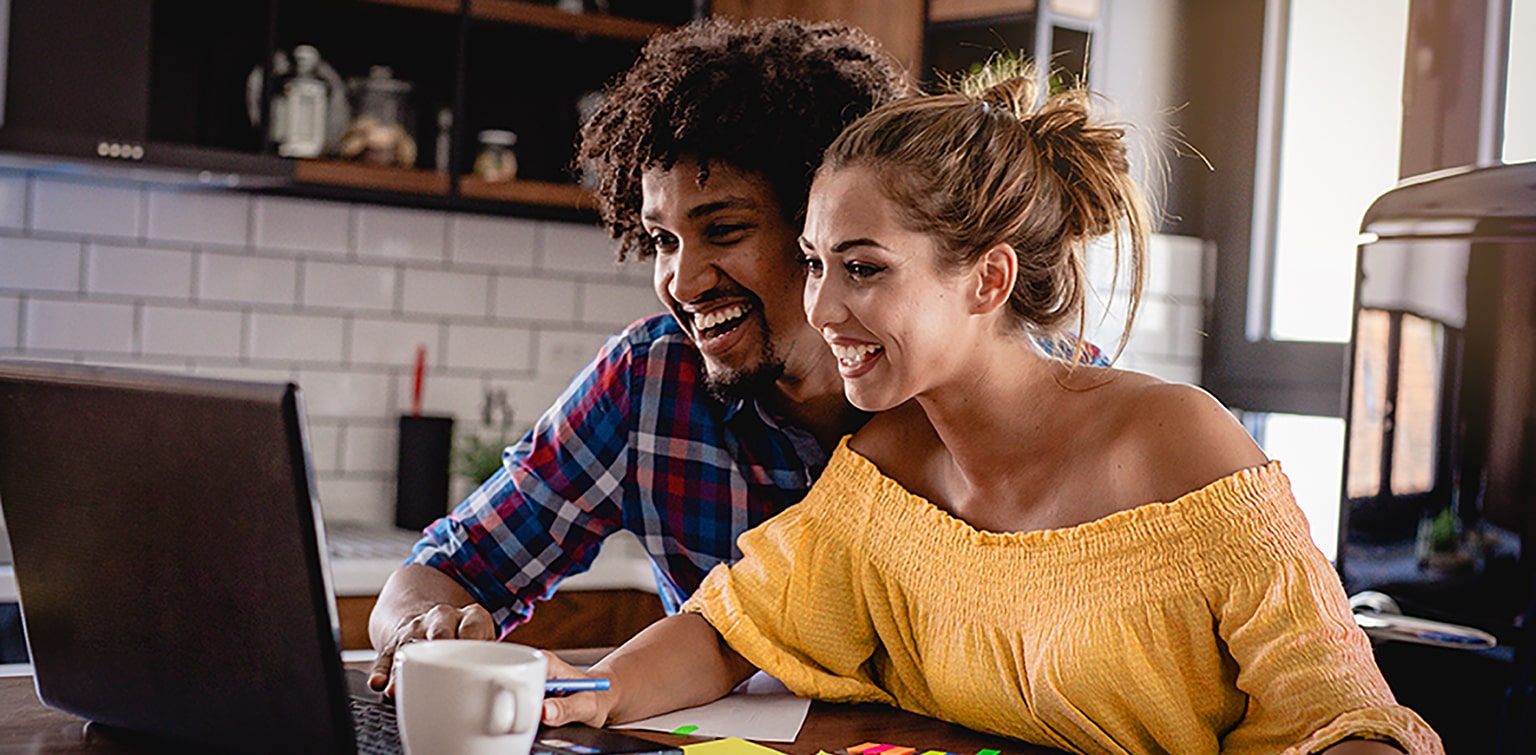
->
xmin=1340 ymin=160 xmax=1536 ymax=753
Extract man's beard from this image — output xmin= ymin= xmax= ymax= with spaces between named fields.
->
xmin=703 ymin=338 xmax=786 ymax=404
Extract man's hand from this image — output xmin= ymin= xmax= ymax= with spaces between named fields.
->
xmin=540 ymin=654 xmax=617 ymax=727
xmin=367 ymin=564 xmax=495 ymax=696
xmin=368 ymin=602 xmax=496 ymax=696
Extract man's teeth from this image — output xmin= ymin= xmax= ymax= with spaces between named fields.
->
xmin=695 ymin=304 xmax=748 ymax=331
xmin=831 ymin=343 xmax=883 ymax=366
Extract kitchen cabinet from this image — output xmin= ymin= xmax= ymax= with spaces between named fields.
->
xmin=0 ymin=0 xmax=695 ymax=220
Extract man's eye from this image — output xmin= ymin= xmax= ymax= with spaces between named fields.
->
xmin=795 ymin=253 xmax=823 ymax=276
xmin=846 ymin=262 xmax=883 ymax=279
xmin=707 ymin=224 xmax=750 ymax=244
xmin=649 ymin=233 xmax=679 ymax=254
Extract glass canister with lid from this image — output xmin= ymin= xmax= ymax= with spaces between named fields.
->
xmin=474 ymin=129 xmax=519 ymax=182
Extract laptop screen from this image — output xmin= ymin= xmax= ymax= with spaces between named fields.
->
xmin=0 ymin=361 xmax=355 ymax=753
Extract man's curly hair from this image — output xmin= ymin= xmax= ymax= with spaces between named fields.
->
xmin=576 ymin=17 xmax=912 ymax=261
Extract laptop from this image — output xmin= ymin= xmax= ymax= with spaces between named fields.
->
xmin=0 ymin=361 xmax=679 ymax=755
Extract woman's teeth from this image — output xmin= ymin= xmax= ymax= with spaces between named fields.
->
xmin=695 ymin=304 xmax=749 ymax=332
xmin=831 ymin=343 xmax=883 ymax=367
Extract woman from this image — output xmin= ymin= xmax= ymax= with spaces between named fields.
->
xmin=540 ymin=65 xmax=1442 ymax=754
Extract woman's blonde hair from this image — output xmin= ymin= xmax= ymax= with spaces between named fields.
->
xmin=818 ymin=60 xmax=1150 ymax=365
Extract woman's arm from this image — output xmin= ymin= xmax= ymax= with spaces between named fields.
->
xmin=540 ymin=612 xmax=758 ymax=726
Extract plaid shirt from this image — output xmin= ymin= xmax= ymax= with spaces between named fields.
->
xmin=408 ymin=315 xmax=832 ymax=633
xmin=408 ymin=314 xmax=1107 ymax=634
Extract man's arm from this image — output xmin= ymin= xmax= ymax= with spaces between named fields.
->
xmin=366 ymin=564 xmax=496 ymax=694
xmin=367 ymin=322 xmax=660 ymax=693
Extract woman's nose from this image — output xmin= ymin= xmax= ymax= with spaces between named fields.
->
xmin=804 ymin=274 xmax=842 ymax=330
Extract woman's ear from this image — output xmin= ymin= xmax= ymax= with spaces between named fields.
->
xmin=971 ymin=243 xmax=1016 ymax=315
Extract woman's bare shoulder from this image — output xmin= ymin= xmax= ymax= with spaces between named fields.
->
xmin=847 ymin=400 xmax=939 ymax=474
xmin=1107 ymin=377 xmax=1270 ymax=502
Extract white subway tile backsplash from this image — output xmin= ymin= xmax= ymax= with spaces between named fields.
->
xmin=199 ymin=253 xmax=298 ymax=306
xmin=494 ymin=275 xmax=579 ymax=322
xmin=450 ymin=214 xmax=537 ymax=269
xmin=1129 ymin=296 xmax=1175 ymax=356
xmin=303 ymin=260 xmax=397 ymax=312
xmin=541 ymin=221 xmax=621 ymax=276
xmin=142 ymin=306 xmax=243 ymax=359
xmin=401 ymin=268 xmax=489 ymax=318
xmin=351 ymin=318 xmax=442 ymax=368
xmin=444 ymin=323 xmax=533 ymax=372
xmin=1133 ymin=355 xmax=1202 ymax=385
xmin=145 ymin=189 xmax=250 ymax=248
xmin=86 ymin=243 xmax=194 ymax=300
xmin=340 ymin=423 xmax=397 ymax=476
xmin=357 ymin=206 xmax=447 ymax=263
xmin=315 ymin=475 xmax=393 ymax=524
xmin=0 ymin=296 xmax=20 ymax=349
xmin=398 ymin=371 xmax=484 ymax=421
xmin=25 ymin=299 xmax=135 ymax=353
xmin=536 ymin=329 xmax=611 ymax=381
xmin=1172 ymin=300 xmax=1207 ymax=359
xmin=30 ymin=177 xmax=141 ymax=239
xmin=0 ymin=174 xmax=26 ymax=230
xmin=306 ymin=422 xmax=343 ymax=474
xmin=1148 ymin=234 xmax=1205 ymax=298
xmin=249 ymin=311 xmax=345 ymax=362
xmin=297 ymin=369 xmax=392 ymax=418
xmin=253 ymin=196 xmax=352 ymax=257
xmin=503 ymin=377 xmax=577 ymax=430
xmin=190 ymin=363 xmax=297 ymax=384
xmin=580 ymin=281 xmax=663 ymax=328
xmin=0 ymin=237 xmax=81 ymax=292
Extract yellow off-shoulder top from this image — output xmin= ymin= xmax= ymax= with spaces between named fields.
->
xmin=682 ymin=439 xmax=1442 ymax=754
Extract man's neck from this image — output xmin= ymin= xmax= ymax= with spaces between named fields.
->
xmin=762 ymin=378 xmax=866 ymax=454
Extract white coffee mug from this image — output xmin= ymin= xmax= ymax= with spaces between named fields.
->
xmin=394 ymin=639 xmax=549 ymax=755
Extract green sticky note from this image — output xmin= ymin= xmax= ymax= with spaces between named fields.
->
xmin=977 ymin=750 xmax=1001 ymax=755
xmin=671 ymin=724 xmax=700 ymax=735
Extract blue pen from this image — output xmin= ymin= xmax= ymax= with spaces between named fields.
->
xmin=546 ymin=678 xmax=611 ymax=694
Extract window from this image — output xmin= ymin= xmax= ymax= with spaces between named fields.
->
xmin=1507 ymin=0 xmax=1535 ymax=162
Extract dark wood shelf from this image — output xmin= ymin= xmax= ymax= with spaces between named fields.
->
xmin=468 ymin=0 xmax=670 ymax=42
xmin=458 ymin=175 xmax=595 ymax=209
xmin=361 ymin=0 xmax=461 ymax=13
xmin=295 ymin=160 xmax=453 ymax=196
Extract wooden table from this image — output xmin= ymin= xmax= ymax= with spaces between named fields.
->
xmin=0 ymin=665 xmax=1062 ymax=755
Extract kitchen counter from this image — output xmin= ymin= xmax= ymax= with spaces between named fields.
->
xmin=0 ymin=526 xmax=657 ymax=604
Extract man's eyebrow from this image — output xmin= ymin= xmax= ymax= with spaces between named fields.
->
xmin=643 ymin=197 xmax=762 ymax=226
xmin=686 ymin=197 xmax=761 ymax=220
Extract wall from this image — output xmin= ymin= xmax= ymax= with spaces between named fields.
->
xmin=0 ymin=172 xmax=1208 ymax=528
xmin=0 ymin=171 xmax=660 ymax=526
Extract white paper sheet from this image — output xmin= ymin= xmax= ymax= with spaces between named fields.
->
xmin=611 ymin=672 xmax=811 ymax=743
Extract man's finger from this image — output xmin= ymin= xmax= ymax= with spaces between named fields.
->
xmin=457 ymin=605 xmax=496 ymax=639
xmin=366 ymin=648 xmax=394 ymax=692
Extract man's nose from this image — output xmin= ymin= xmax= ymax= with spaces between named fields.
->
xmin=666 ymin=243 xmax=718 ymax=303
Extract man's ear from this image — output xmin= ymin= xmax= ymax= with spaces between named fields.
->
xmin=971 ymin=243 xmax=1016 ymax=315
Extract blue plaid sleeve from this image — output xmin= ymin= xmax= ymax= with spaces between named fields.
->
xmin=406 ymin=330 xmax=638 ymax=634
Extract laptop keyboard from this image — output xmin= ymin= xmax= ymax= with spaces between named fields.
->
xmin=349 ymin=695 xmax=404 ymax=755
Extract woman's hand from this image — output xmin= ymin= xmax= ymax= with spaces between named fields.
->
xmin=541 ymin=654 xmax=618 ymax=726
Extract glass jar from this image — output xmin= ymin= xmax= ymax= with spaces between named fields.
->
xmin=340 ymin=66 xmax=416 ymax=167
xmin=474 ymin=130 xmax=518 ymax=183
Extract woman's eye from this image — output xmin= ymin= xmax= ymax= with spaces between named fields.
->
xmin=846 ymin=262 xmax=883 ymax=279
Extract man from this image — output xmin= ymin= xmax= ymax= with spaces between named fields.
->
xmin=367 ymin=17 xmax=911 ymax=691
